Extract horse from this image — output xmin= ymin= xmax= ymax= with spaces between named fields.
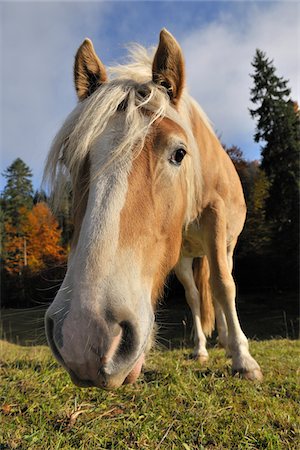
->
xmin=44 ymin=29 xmax=263 ymax=389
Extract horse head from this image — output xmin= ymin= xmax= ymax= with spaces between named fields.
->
xmin=45 ymin=30 xmax=200 ymax=389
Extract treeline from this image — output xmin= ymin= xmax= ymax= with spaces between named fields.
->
xmin=0 ymin=158 xmax=69 ymax=307
xmin=0 ymin=49 xmax=299 ymax=307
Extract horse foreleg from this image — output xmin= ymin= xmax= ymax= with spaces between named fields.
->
xmin=203 ymin=202 xmax=263 ymax=380
xmin=214 ymin=242 xmax=235 ymax=353
xmin=214 ymin=301 xmax=229 ymax=351
xmin=175 ymin=256 xmax=209 ymax=363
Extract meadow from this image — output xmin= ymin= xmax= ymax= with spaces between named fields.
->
xmin=1 ymin=338 xmax=299 ymax=449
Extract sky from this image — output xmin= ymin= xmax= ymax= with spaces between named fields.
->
xmin=0 ymin=0 xmax=299 ymax=191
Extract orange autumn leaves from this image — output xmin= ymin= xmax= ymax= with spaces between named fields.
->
xmin=4 ymin=202 xmax=66 ymax=274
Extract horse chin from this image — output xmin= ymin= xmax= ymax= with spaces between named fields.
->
xmin=124 ymin=353 xmax=145 ymax=385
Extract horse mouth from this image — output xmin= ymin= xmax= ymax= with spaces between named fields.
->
xmin=67 ymin=353 xmax=145 ymax=390
xmin=124 ymin=353 xmax=145 ymax=384
xmin=98 ymin=348 xmax=146 ymax=390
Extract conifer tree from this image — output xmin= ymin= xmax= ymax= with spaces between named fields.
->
xmin=2 ymin=158 xmax=34 ymax=226
xmin=250 ymin=49 xmax=300 ymax=283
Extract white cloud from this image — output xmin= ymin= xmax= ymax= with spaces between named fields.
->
xmin=181 ymin=2 xmax=299 ymax=159
xmin=0 ymin=1 xmax=112 ymax=190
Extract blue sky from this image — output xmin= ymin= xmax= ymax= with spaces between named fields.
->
xmin=1 ymin=0 xmax=299 ymax=191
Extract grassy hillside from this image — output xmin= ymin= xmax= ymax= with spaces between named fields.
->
xmin=0 ymin=339 xmax=299 ymax=449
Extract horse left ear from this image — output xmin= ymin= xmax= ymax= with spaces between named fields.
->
xmin=74 ymin=38 xmax=107 ymax=101
xmin=152 ymin=29 xmax=185 ymax=105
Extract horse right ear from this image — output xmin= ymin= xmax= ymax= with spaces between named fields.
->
xmin=74 ymin=39 xmax=107 ymax=101
xmin=152 ymin=29 xmax=185 ymax=105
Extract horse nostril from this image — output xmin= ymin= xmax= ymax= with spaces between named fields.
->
xmin=45 ymin=314 xmax=54 ymax=344
xmin=117 ymin=321 xmax=136 ymax=358
xmin=45 ymin=315 xmax=65 ymax=365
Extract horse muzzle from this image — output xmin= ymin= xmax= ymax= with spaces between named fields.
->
xmin=45 ymin=306 xmax=152 ymax=389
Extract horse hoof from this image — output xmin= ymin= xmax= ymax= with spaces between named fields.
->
xmin=243 ymin=368 xmax=263 ymax=381
xmin=197 ymin=355 xmax=209 ymax=365
xmin=234 ymin=368 xmax=263 ymax=381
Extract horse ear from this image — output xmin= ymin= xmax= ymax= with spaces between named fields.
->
xmin=152 ymin=29 xmax=185 ymax=105
xmin=74 ymin=38 xmax=107 ymax=101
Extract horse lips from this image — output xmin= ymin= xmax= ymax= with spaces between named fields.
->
xmin=124 ymin=353 xmax=145 ymax=384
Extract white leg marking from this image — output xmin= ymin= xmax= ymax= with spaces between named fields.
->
xmin=203 ymin=204 xmax=263 ymax=380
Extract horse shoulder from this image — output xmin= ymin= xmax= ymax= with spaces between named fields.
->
xmin=188 ymin=106 xmax=246 ymax=249
xmin=201 ymin=144 xmax=246 ymax=246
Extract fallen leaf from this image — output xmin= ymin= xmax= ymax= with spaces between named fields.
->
xmin=2 ymin=403 xmax=12 ymax=414
xmin=1 ymin=403 xmax=18 ymax=415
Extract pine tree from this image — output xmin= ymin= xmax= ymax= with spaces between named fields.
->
xmin=33 ymin=189 xmax=48 ymax=205
xmin=2 ymin=158 xmax=34 ymax=226
xmin=3 ymin=207 xmax=29 ymax=275
xmin=250 ymin=49 xmax=300 ymax=284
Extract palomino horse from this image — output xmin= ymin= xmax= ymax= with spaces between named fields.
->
xmin=44 ymin=29 xmax=262 ymax=389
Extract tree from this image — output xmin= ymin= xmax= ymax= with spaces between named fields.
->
xmin=241 ymin=167 xmax=271 ymax=256
xmin=0 ymin=198 xmax=5 ymax=257
xmin=33 ymin=189 xmax=48 ymax=205
xmin=225 ymin=145 xmax=271 ymax=257
xmin=3 ymin=207 xmax=29 ymax=275
xmin=224 ymin=144 xmax=255 ymax=201
xmin=250 ymin=49 xmax=300 ymax=284
xmin=3 ymin=202 xmax=66 ymax=274
xmin=1 ymin=158 xmax=33 ymax=226
xmin=24 ymin=202 xmax=66 ymax=272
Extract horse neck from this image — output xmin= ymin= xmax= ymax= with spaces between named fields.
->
xmin=187 ymin=99 xmax=226 ymax=213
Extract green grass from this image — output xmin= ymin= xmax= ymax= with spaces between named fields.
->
xmin=0 ymin=340 xmax=299 ymax=449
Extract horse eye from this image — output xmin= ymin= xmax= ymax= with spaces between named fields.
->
xmin=169 ymin=148 xmax=187 ymax=166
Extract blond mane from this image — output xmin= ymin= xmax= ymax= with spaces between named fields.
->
xmin=44 ymin=44 xmax=214 ymax=225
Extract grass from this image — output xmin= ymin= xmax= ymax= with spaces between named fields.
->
xmin=0 ymin=339 xmax=299 ymax=449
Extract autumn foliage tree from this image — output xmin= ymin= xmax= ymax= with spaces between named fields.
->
xmin=3 ymin=202 xmax=66 ymax=275
xmin=25 ymin=202 xmax=66 ymax=272
xmin=1 ymin=159 xmax=68 ymax=305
